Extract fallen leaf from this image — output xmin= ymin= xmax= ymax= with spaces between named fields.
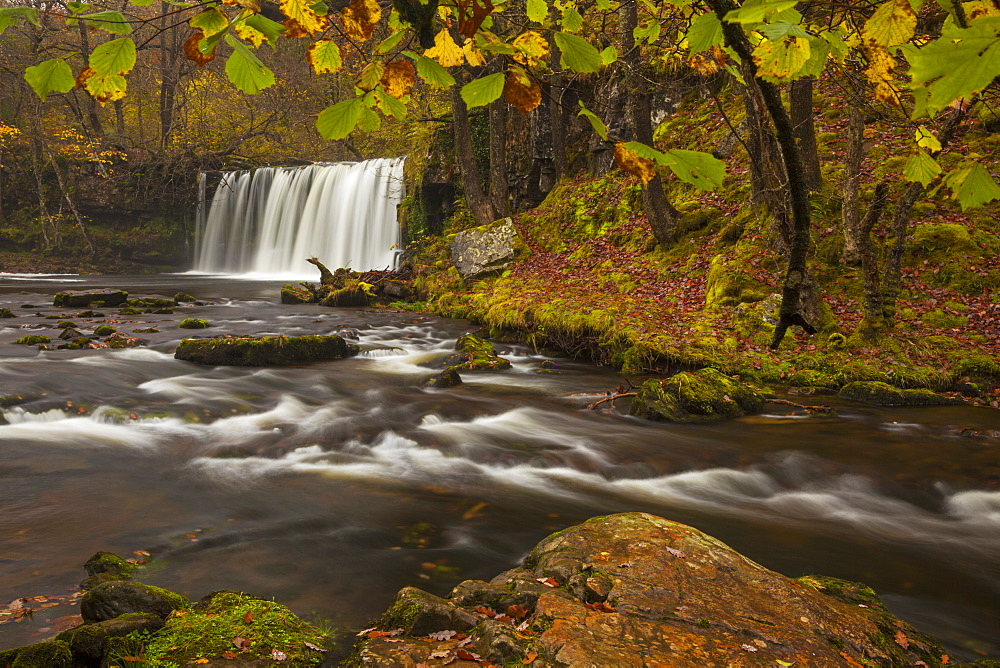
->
xmin=523 ymin=651 xmax=538 ymax=664
xmin=534 ymin=577 xmax=559 ymax=588
xmin=584 ymin=601 xmax=615 ymax=613
xmin=665 ymin=546 xmax=687 ymax=559
xmin=243 ymin=611 xmax=253 ymax=624
xmin=456 ymin=636 xmax=474 ymax=647
xmin=232 ymin=637 xmax=251 ymax=649
xmin=506 ymin=604 xmax=530 ymax=620
xmin=426 ymin=629 xmax=457 ymax=641
xmin=618 ymin=561 xmax=635 ymax=568
xmin=357 ymin=627 xmax=377 ymax=637
xmin=304 ymin=641 xmax=326 ymax=652
xmin=194 ymin=660 xmax=210 ymax=665
xmin=271 ymin=648 xmax=287 ymax=661
xmin=740 ymin=643 xmax=758 ymax=652
xmin=221 ymin=651 xmax=239 ymax=659
xmin=476 ymin=606 xmax=498 ymax=617
xmin=429 ymin=650 xmax=450 ymax=659
xmin=455 ymin=649 xmax=481 ymax=661
xmin=894 ymin=629 xmax=910 ymax=649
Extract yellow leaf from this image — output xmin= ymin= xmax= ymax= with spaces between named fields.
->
xmin=965 ymin=0 xmax=1000 ymax=20
xmin=307 ymin=39 xmax=343 ymax=74
xmin=688 ymin=51 xmax=720 ymax=75
xmin=503 ymin=67 xmax=541 ymax=113
xmin=85 ymin=72 xmax=127 ymax=104
xmin=357 ymin=61 xmax=385 ymax=90
xmin=863 ymin=45 xmax=900 ymax=105
xmin=341 ymin=0 xmax=381 ymax=42
xmin=463 ymin=41 xmax=486 ymax=66
xmin=862 ymin=0 xmax=916 ymax=48
xmin=614 ymin=142 xmax=656 ymax=185
xmin=752 ymin=35 xmax=810 ymax=80
xmin=234 ymin=22 xmax=267 ymax=47
xmin=281 ymin=0 xmax=325 ymax=35
xmin=915 ymin=126 xmax=942 ymax=152
xmin=512 ymin=30 xmax=548 ymax=66
xmin=380 ymin=58 xmax=415 ymax=96
xmin=424 ymin=29 xmax=465 ymax=67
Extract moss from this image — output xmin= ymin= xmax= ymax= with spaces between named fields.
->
xmin=704 ymin=255 xmax=769 ymax=307
xmin=15 ymin=334 xmax=50 ymax=344
xmin=838 ymin=381 xmax=964 ymax=407
xmin=94 ymin=325 xmax=116 ymax=336
xmin=129 ymin=297 xmax=177 ymax=308
xmin=0 ymin=308 xmax=15 ymax=318
xmin=54 ymin=290 xmax=128 ymax=308
xmin=118 ymin=307 xmax=141 ymax=315
xmin=920 ymin=308 xmax=968 ymax=329
xmin=630 ymin=368 xmax=765 ymax=422
xmin=137 ymin=591 xmax=328 ymax=666
xmin=175 ymin=334 xmax=358 ymax=366
xmin=447 ymin=334 xmax=512 ymax=372
xmin=133 ymin=327 xmax=160 ymax=333
xmin=56 ymin=320 xmax=76 ymax=328
xmin=178 ymin=318 xmax=211 ymax=329
xmin=85 ymin=551 xmax=138 ymax=577
xmin=9 ymin=640 xmax=73 ymax=667
xmin=173 ymin=292 xmax=196 ymax=303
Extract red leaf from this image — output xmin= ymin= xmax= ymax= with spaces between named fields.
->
xmin=534 ymin=577 xmax=559 ymax=588
xmin=221 ymin=651 xmax=239 ymax=659
xmin=506 ymin=604 xmax=530 ymax=620
xmin=455 ymin=648 xmax=481 ymax=661
xmin=243 ymin=611 xmax=253 ymax=624
xmin=894 ymin=629 xmax=910 ymax=649
xmin=475 ymin=606 xmax=498 ymax=617
xmin=232 ymin=636 xmax=251 ymax=649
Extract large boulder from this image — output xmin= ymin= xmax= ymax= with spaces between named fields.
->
xmin=450 ymin=218 xmax=523 ymax=280
xmin=839 ymin=381 xmax=965 ymax=407
xmin=80 ymin=581 xmax=187 ymax=622
xmin=351 ymin=512 xmax=949 ymax=667
xmin=175 ymin=334 xmax=359 ymax=366
xmin=53 ymin=289 xmax=128 ymax=308
xmin=630 ymin=367 xmax=764 ymax=422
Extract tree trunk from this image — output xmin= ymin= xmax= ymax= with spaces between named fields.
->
xmin=549 ymin=39 xmax=568 ymax=182
xmin=76 ymin=21 xmax=105 ymax=139
xmin=489 ymin=82 xmax=510 ymax=217
xmin=621 ymin=0 xmax=679 ymax=247
xmin=840 ymin=104 xmax=864 ymax=265
xmin=708 ymin=0 xmax=816 ymax=348
xmin=451 ymin=85 xmax=496 ymax=226
xmin=790 ymin=78 xmax=821 ymax=190
xmin=48 ymin=152 xmax=97 ymax=257
xmin=854 ymin=182 xmax=890 ymax=341
xmin=159 ymin=2 xmax=179 ymax=149
xmin=739 ymin=78 xmax=791 ymax=251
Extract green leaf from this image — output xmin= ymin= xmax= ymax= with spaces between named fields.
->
xmin=904 ymin=19 xmax=1000 ymax=116
xmin=66 ymin=2 xmax=91 ymax=14
xmin=942 ymin=161 xmax=1000 ymax=210
xmin=81 ymin=10 xmax=131 ymax=34
xmin=599 ymin=45 xmax=617 ymax=65
xmin=460 ymin=72 xmax=505 ymax=108
xmin=752 ymin=35 xmax=810 ymax=81
xmin=561 ymin=6 xmax=583 ymax=32
xmin=24 ymin=57 xmax=74 ymax=101
xmin=89 ymin=37 xmax=137 ymax=75
xmin=633 ymin=19 xmax=660 ymax=44
xmin=687 ymin=13 xmax=723 ymax=53
xmin=723 ymin=0 xmax=799 ymax=24
xmin=375 ymin=90 xmax=407 ymax=118
xmin=191 ymin=8 xmax=230 ymax=38
xmin=526 ymin=0 xmax=548 ymax=23
xmin=317 ymin=97 xmax=363 ymax=139
xmin=357 ymin=104 xmax=381 ymax=132
xmin=862 ymin=0 xmax=916 ymax=48
xmin=224 ymin=34 xmax=275 ymax=93
xmin=756 ymin=20 xmax=808 ymax=40
xmin=357 ymin=61 xmax=384 ymax=91
xmin=0 ymin=7 xmax=41 ymax=36
xmin=662 ymin=149 xmax=726 ymax=191
xmin=412 ymin=55 xmax=455 ymax=88
xmin=242 ymin=14 xmax=285 ymax=44
xmin=902 ymin=148 xmax=941 ymax=186
xmin=554 ymin=31 xmax=601 ymax=73
xmin=914 ymin=126 xmax=941 ymax=152
xmin=797 ymin=37 xmax=829 ymax=78
xmin=595 ymin=0 xmax=612 ymax=9
xmin=377 ymin=29 xmax=405 ymax=53
xmin=129 ymin=0 xmax=156 ymax=5
xmin=578 ymin=101 xmax=608 ymax=140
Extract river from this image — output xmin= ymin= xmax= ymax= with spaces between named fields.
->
xmin=1 ymin=274 xmax=998 ymax=661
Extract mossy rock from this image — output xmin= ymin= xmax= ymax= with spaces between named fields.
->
xmin=117 ymin=307 xmax=141 ymax=315
xmin=446 ymin=334 xmax=512 ymax=372
xmin=58 ymin=327 xmax=84 ymax=340
xmin=281 ymin=283 xmax=314 ymax=304
xmin=128 ymin=297 xmax=177 ymax=308
xmin=0 ymin=308 xmax=15 ymax=318
xmin=14 ymin=334 xmax=50 ymax=345
xmin=319 ymin=283 xmax=371 ymax=307
xmin=150 ymin=307 xmax=174 ymax=314
xmin=53 ymin=290 xmax=128 ymax=308
xmin=179 ymin=318 xmax=211 ymax=329
xmin=704 ymin=254 xmax=770 ymax=308
xmin=3 ymin=640 xmax=73 ymax=668
xmin=56 ymin=320 xmax=75 ymax=328
xmin=59 ymin=613 xmax=164 ymax=664
xmin=76 ymin=310 xmax=103 ymax=317
xmin=838 ymin=381 xmax=965 ymax=407
xmin=137 ymin=591 xmax=328 ymax=666
xmin=630 ymin=367 xmax=765 ymax=422
xmin=175 ymin=335 xmax=359 ymax=366
xmin=85 ymin=551 xmax=138 ymax=577
xmin=174 ymin=292 xmax=196 ymax=303
xmin=94 ymin=324 xmax=116 ymax=336
xmin=80 ymin=581 xmax=188 ymax=623
xmin=424 ymin=367 xmax=463 ymax=388
xmin=133 ymin=327 xmax=160 ymax=334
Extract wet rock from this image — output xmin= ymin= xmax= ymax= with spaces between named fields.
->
xmin=53 ymin=290 xmax=128 ymax=308
xmin=175 ymin=334 xmax=359 ymax=366
xmin=0 ymin=308 xmax=15 ymax=318
xmin=128 ymin=297 xmax=177 ymax=308
xmin=174 ymin=292 xmax=197 ymax=303
xmin=117 ymin=307 xmax=141 ymax=315
xmin=59 ymin=327 xmax=84 ymax=339
xmin=445 ymin=334 xmax=512 ymax=372
xmin=80 ymin=581 xmax=187 ymax=622
xmin=319 ymin=284 xmax=371 ymax=307
xmin=179 ymin=317 xmax=211 ymax=329
xmin=423 ymin=367 xmax=463 ymax=388
xmin=93 ymin=324 xmax=116 ymax=336
xmin=450 ymin=217 xmax=523 ymax=280
xmin=380 ymin=279 xmax=411 ymax=300
xmin=108 ymin=332 xmax=145 ymax=348
xmin=0 ymin=639 xmax=73 ymax=668
xmin=14 ymin=334 xmax=50 ymax=345
xmin=150 ymin=307 xmax=174 ymax=314
xmin=76 ymin=310 xmax=103 ymax=317
xmin=630 ymin=367 xmax=764 ymax=422
xmin=281 ymin=283 xmax=313 ymax=304
xmin=839 ymin=381 xmax=965 ymax=407
xmin=84 ymin=551 xmax=137 ymax=578
xmin=352 ymin=512 xmax=949 ymax=667
xmin=59 ymin=613 xmax=164 ymax=665
xmin=336 ymin=327 xmax=361 ymax=340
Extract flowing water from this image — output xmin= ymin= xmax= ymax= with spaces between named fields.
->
xmin=1 ymin=274 xmax=998 ymax=660
xmin=192 ymin=159 xmax=405 ymax=277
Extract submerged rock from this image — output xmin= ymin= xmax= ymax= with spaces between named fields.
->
xmin=424 ymin=367 xmax=463 ymax=388
xmin=175 ymin=334 xmax=359 ymax=366
xmin=352 ymin=512 xmax=949 ymax=667
xmin=630 ymin=367 xmax=764 ymax=422
xmin=174 ymin=292 xmax=196 ymax=303
xmin=53 ymin=289 xmax=128 ymax=308
xmin=450 ymin=217 xmax=523 ymax=280
xmin=838 ymin=381 xmax=965 ymax=407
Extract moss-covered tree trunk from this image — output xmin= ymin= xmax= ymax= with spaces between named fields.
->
xmin=841 ymin=105 xmax=864 ymax=266
xmin=549 ymin=39 xmax=568 ymax=182
xmin=451 ymin=84 xmax=497 ymax=227
xmin=790 ymin=79 xmax=821 ymax=191
xmin=854 ymin=182 xmax=890 ymax=341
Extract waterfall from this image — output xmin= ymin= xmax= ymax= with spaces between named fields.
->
xmin=192 ymin=157 xmax=405 ymax=277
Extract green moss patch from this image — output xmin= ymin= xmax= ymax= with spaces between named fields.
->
xmin=838 ymin=381 xmax=965 ymax=407
xmin=15 ymin=334 xmax=50 ymax=345
xmin=178 ymin=318 xmax=211 ymax=329
xmin=630 ymin=368 xmax=765 ymax=422
xmin=175 ymin=335 xmax=358 ymax=366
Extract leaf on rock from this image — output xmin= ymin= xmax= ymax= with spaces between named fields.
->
xmin=523 ymin=651 xmax=539 ymax=664
xmin=665 ymin=546 xmax=687 ymax=558
xmin=426 ymin=629 xmax=458 ymax=641
xmin=894 ymin=629 xmax=910 ymax=649
xmin=506 ymin=604 xmax=530 ymax=619
xmin=534 ymin=576 xmax=560 ymax=588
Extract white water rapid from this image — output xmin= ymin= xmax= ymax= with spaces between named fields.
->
xmin=192 ymin=158 xmax=405 ymax=277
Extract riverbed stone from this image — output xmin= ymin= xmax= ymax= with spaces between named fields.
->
xmin=450 ymin=217 xmax=523 ymax=279
xmin=175 ymin=334 xmax=359 ymax=366
xmin=80 ymin=581 xmax=188 ymax=622
xmin=53 ymin=289 xmax=128 ymax=308
xmin=0 ymin=639 xmax=73 ymax=668
xmin=630 ymin=367 xmax=764 ymax=422
xmin=838 ymin=381 xmax=965 ymax=407
xmin=59 ymin=613 xmax=164 ymax=664
xmin=351 ymin=512 xmax=949 ymax=667
xmin=423 ymin=367 xmax=463 ymax=388
xmin=444 ymin=334 xmax=512 ymax=372
xmin=84 ymin=551 xmax=137 ymax=578
xmin=0 ymin=308 xmax=15 ymax=318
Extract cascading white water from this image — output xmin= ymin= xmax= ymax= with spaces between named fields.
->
xmin=192 ymin=157 xmax=405 ymax=277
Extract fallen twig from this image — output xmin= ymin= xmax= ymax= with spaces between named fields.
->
xmin=766 ymin=398 xmax=835 ymax=414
